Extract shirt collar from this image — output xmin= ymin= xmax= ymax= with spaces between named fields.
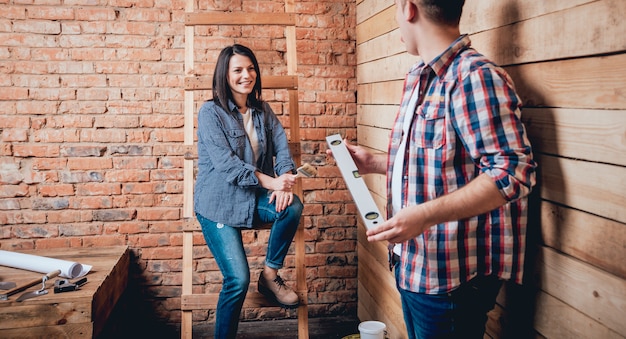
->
xmin=408 ymin=34 xmax=471 ymax=78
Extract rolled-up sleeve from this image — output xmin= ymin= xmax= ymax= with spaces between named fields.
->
xmin=452 ymin=65 xmax=536 ymax=201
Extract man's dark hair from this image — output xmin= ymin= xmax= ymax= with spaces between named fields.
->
xmin=212 ymin=44 xmax=263 ymax=113
xmin=419 ymin=0 xmax=465 ymax=26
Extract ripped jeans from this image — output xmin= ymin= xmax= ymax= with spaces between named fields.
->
xmin=196 ymin=190 xmax=302 ymax=339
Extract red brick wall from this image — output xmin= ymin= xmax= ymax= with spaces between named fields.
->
xmin=0 ymin=0 xmax=357 ymax=329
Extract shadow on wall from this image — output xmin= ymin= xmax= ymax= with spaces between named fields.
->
xmin=485 ymin=0 xmax=564 ymax=336
xmin=97 ymin=251 xmax=178 ymax=339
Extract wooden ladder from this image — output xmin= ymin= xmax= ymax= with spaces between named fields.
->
xmin=181 ymin=1 xmax=308 ymax=338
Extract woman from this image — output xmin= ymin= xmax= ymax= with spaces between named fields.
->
xmin=194 ymin=44 xmax=302 ymax=339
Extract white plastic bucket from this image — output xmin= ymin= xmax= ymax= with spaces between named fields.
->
xmin=358 ymin=320 xmax=386 ymax=339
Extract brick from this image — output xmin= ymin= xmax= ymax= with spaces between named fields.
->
xmin=27 ymin=7 xmax=75 ymax=20
xmin=105 ymin=169 xmax=150 ymax=182
xmin=141 ymin=247 xmax=181 ymax=260
xmin=122 ymin=182 xmax=157 ymax=195
xmin=1 ymin=129 xmax=28 ymax=142
xmin=0 ymin=199 xmax=21 ymax=210
xmin=67 ymin=157 xmax=113 ymax=170
xmin=93 ymin=209 xmax=136 ymax=221
xmin=69 ymin=196 xmax=113 ymax=209
xmin=136 ymin=208 xmax=179 ymax=221
xmin=109 ymin=145 xmax=152 ymax=156
xmin=80 ymin=128 xmax=127 ymax=143
xmin=47 ymin=115 xmax=94 ymax=128
xmin=60 ymin=171 xmax=105 ymax=183
xmin=47 ymin=210 xmax=91 ymax=223
xmin=32 ymin=129 xmax=80 ymax=143
xmin=74 ymin=7 xmax=116 ymax=21
xmin=59 ymin=223 xmax=103 ymax=236
xmin=38 ymin=184 xmax=74 ymax=197
xmin=94 ymin=115 xmax=139 ymax=128
xmin=112 ymin=194 xmax=154 ymax=208
xmin=82 ymin=234 xmax=127 ymax=247
xmin=35 ymin=237 xmax=77 ymax=249
xmin=13 ymin=224 xmax=59 ymax=238
xmin=61 ymin=146 xmax=106 ymax=157
xmin=118 ymin=222 xmax=149 ymax=234
xmin=13 ymin=20 xmax=61 ymax=34
xmin=0 ymin=183 xmax=28 ymax=198
xmin=125 ymin=8 xmax=171 ymax=22
xmin=75 ymin=182 xmax=121 ymax=196
xmin=0 ymin=87 xmax=28 ymax=100
xmin=31 ymin=197 xmax=70 ymax=210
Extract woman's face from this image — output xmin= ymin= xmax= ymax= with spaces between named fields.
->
xmin=227 ymin=54 xmax=257 ymax=100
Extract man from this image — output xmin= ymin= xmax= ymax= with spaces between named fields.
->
xmin=333 ymin=0 xmax=537 ymax=338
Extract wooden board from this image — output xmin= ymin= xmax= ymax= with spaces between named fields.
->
xmin=507 ymin=53 xmax=626 ymax=110
xmin=540 ymin=201 xmax=626 ymax=280
xmin=538 ymin=154 xmax=626 ymax=223
xmin=356 ymin=5 xmax=396 ymax=44
xmin=538 ymin=247 xmax=626 ymax=336
xmin=523 ymin=108 xmax=626 ymax=167
xmin=0 ymin=246 xmax=129 ymax=338
xmin=469 ymin=0 xmax=626 ymax=67
xmin=357 ymin=53 xmax=416 ymax=84
xmin=356 ymin=29 xmax=405 ymax=65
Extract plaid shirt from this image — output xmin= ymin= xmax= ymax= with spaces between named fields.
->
xmin=387 ymin=35 xmax=536 ymax=294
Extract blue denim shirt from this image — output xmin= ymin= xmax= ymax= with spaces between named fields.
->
xmin=194 ymin=99 xmax=296 ymax=228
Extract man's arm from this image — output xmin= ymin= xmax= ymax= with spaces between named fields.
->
xmin=366 ymin=173 xmax=506 ymax=243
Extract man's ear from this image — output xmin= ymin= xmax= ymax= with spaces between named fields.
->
xmin=403 ymin=0 xmax=418 ymax=22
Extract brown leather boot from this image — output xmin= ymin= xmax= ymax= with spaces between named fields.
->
xmin=258 ymin=271 xmax=299 ymax=309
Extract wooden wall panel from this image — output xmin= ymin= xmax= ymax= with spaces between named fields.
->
xmin=540 ymin=201 xmax=626 ymax=280
xmin=356 ymin=0 xmax=626 ymax=338
xmin=468 ymin=0 xmax=626 ymax=67
xmin=538 ymin=154 xmax=626 ymax=223
xmin=508 ymin=54 xmax=626 ymax=110
xmin=539 ymin=247 xmax=626 ymax=335
xmin=523 ymin=108 xmax=626 ymax=167
xmin=461 ymin=0 xmax=594 ymax=34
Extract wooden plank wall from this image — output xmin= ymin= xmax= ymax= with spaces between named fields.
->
xmin=355 ymin=0 xmax=626 ymax=338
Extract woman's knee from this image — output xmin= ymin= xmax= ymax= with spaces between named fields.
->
xmin=289 ymin=194 xmax=303 ymax=216
xmin=224 ymin=274 xmax=250 ymax=295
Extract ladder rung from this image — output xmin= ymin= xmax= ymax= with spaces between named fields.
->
xmin=183 ymin=218 xmax=200 ymax=231
xmin=185 ymin=12 xmax=295 ymax=26
xmin=184 ymin=217 xmax=274 ymax=232
xmin=184 ymin=145 xmax=197 ymax=160
xmin=185 ymin=75 xmax=298 ymax=91
xmin=181 ymin=291 xmax=307 ymax=310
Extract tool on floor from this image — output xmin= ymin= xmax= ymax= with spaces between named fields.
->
xmin=295 ymin=163 xmax=318 ymax=178
xmin=54 ymin=277 xmax=88 ymax=293
xmin=0 ymin=281 xmax=17 ymax=290
xmin=7 ymin=270 xmax=61 ymax=302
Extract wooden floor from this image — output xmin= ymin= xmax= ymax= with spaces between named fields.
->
xmin=192 ymin=316 xmax=361 ymax=339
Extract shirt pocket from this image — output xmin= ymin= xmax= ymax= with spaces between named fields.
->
xmin=414 ymin=101 xmax=446 ymax=149
xmin=226 ymin=128 xmax=247 ymax=151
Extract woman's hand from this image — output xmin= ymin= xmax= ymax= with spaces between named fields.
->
xmin=269 ymin=190 xmax=294 ymax=212
xmin=271 ymin=173 xmax=297 ymax=191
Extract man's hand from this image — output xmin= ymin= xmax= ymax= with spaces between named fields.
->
xmin=366 ymin=204 xmax=430 ymax=243
xmin=326 ymin=138 xmax=386 ymax=175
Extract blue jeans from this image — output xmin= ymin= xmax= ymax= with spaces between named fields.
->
xmin=196 ymin=190 xmax=303 ymax=339
xmin=396 ymin=267 xmax=502 ymax=339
